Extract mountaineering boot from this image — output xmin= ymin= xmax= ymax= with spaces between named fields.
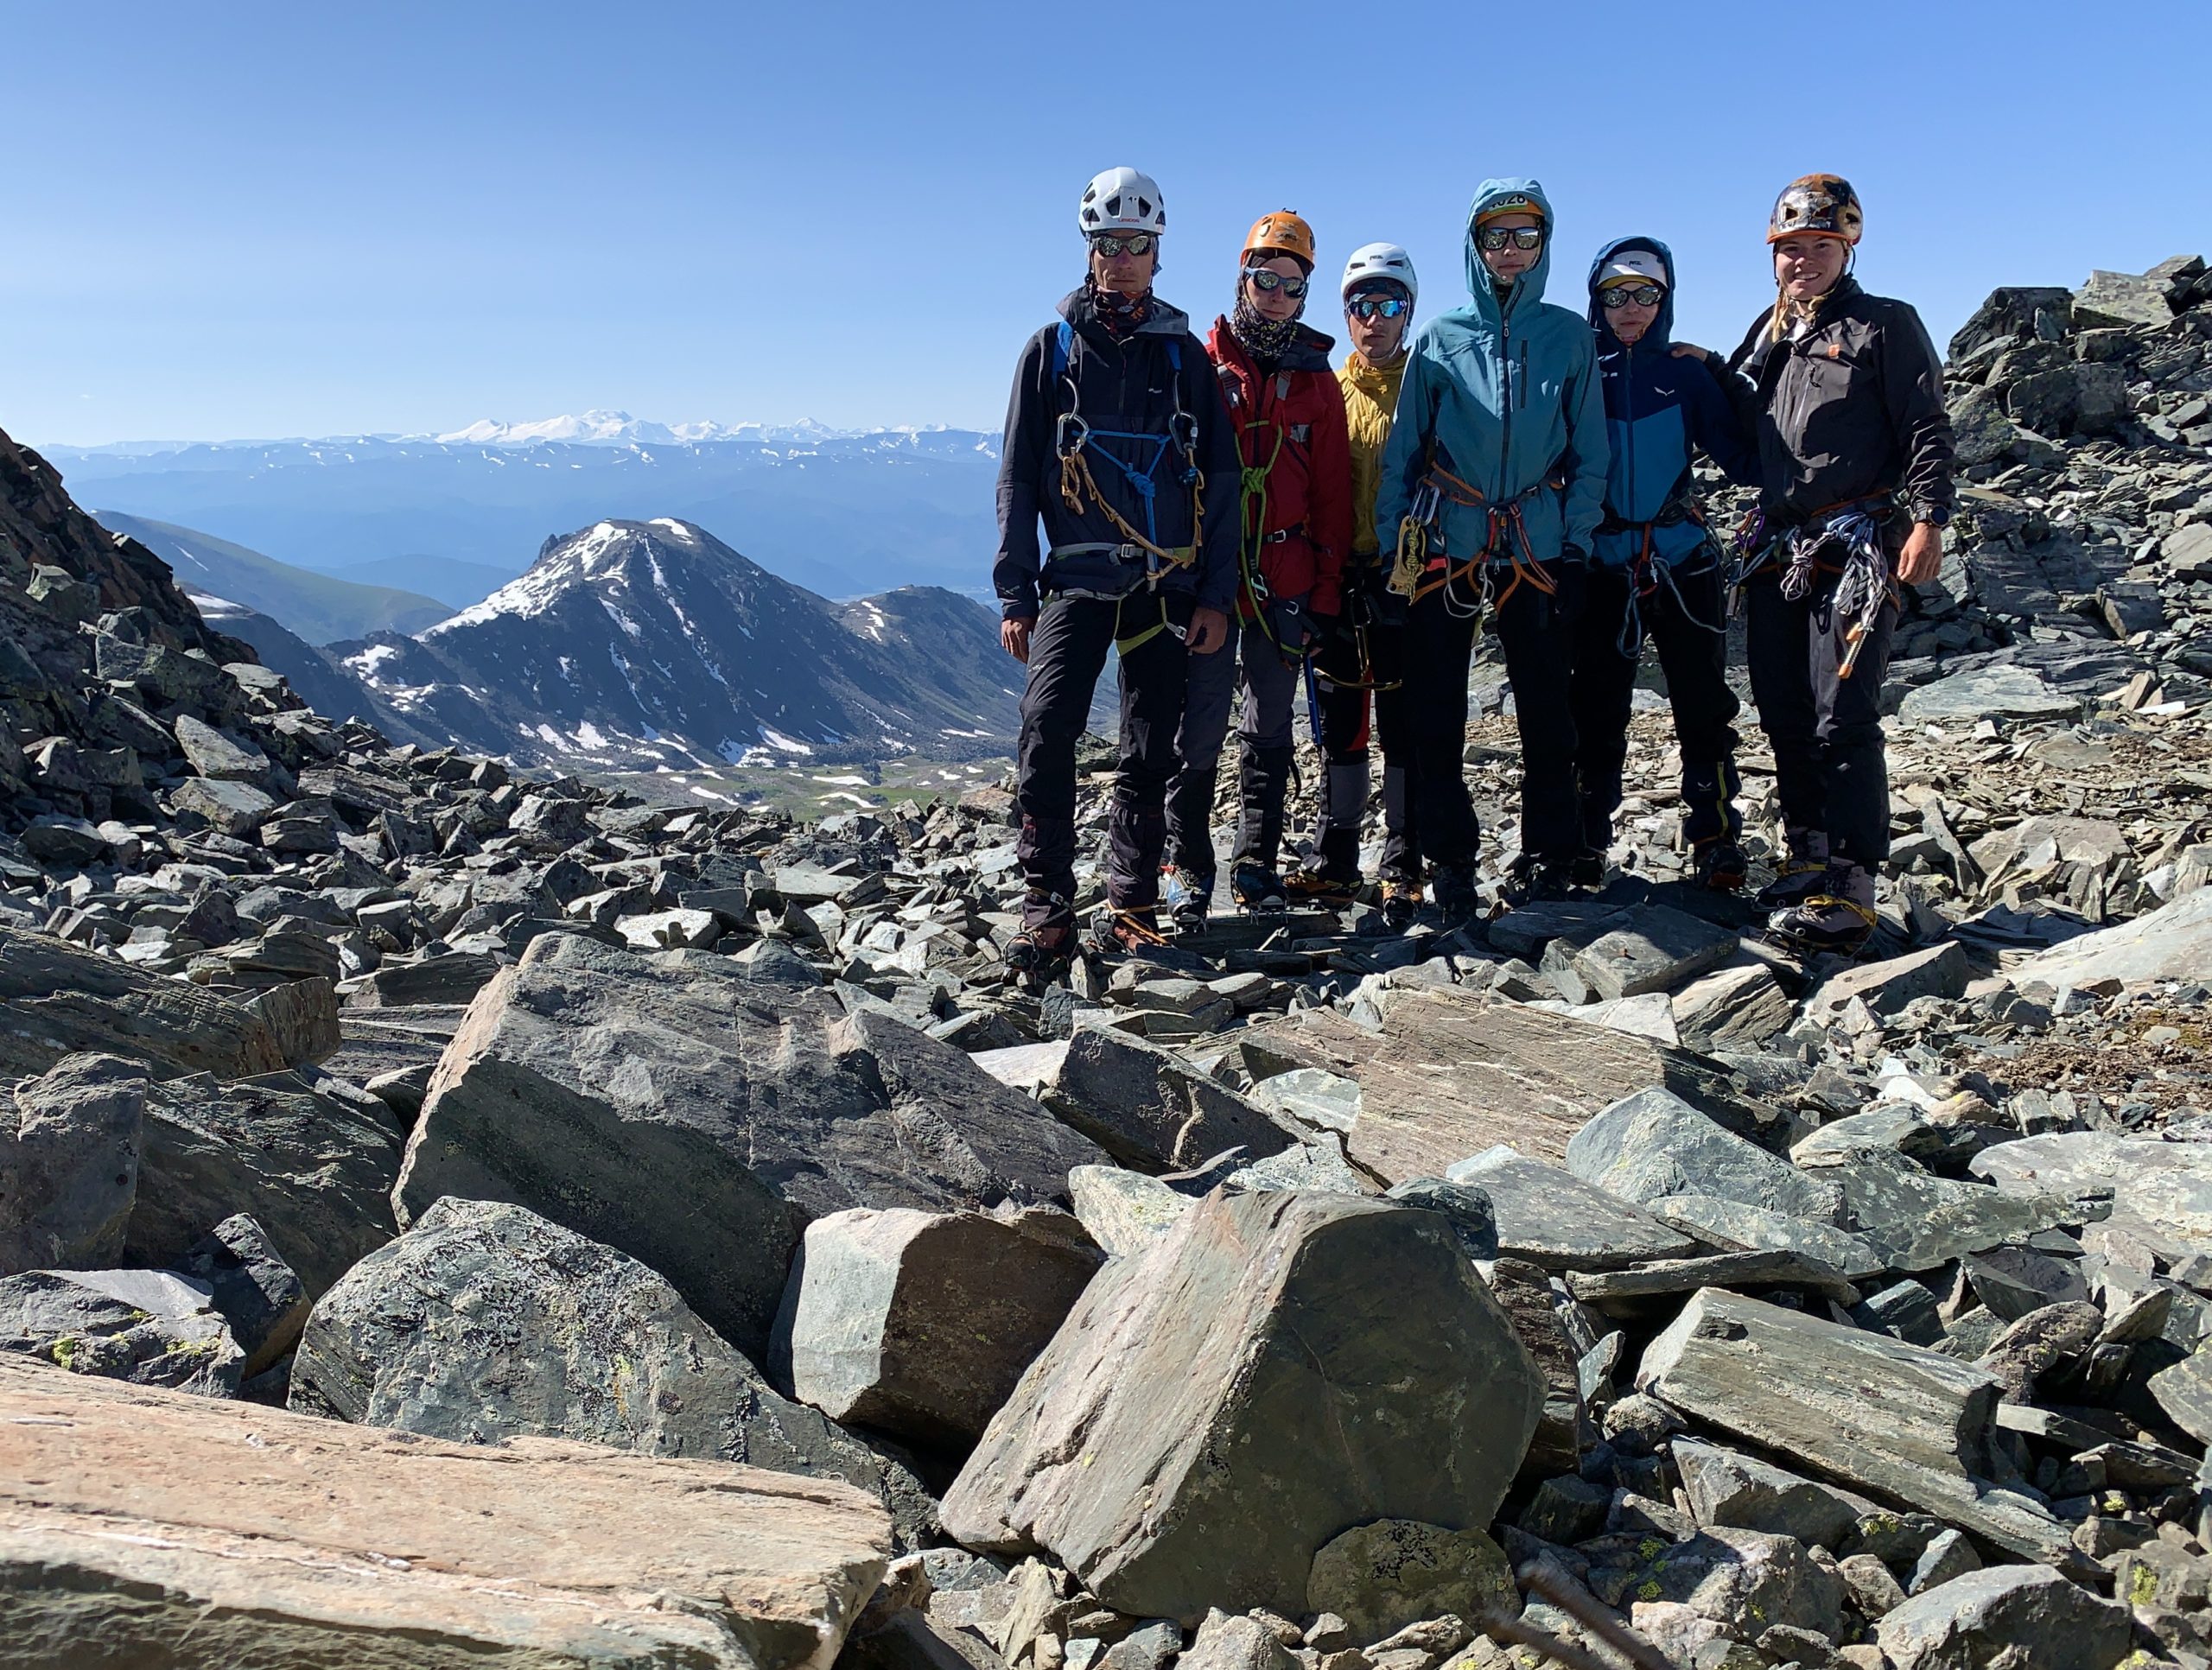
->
xmin=1160 ymin=866 xmax=1213 ymax=936
xmin=1694 ymin=837 xmax=1749 ymax=892
xmin=1004 ymin=890 xmax=1077 ymax=987
xmin=1285 ymin=823 xmax=1359 ymax=907
xmin=1428 ymin=868 xmax=1480 ymax=930
xmin=1357 ymin=879 xmax=1424 ymax=937
xmin=1502 ymin=852 xmax=1577 ymax=908
xmin=1569 ymin=849 xmax=1605 ymax=892
xmin=1102 ymin=905 xmax=1172 ymax=956
xmin=1766 ymin=864 xmax=1878 ymax=956
xmin=1231 ymin=859 xmax=1287 ymax=914
xmin=1755 ymin=825 xmax=1831 ymax=910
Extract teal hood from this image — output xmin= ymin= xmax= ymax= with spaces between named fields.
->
xmin=1462 ymin=177 xmax=1555 ymax=327
xmin=1372 ymin=175 xmax=1608 ymax=568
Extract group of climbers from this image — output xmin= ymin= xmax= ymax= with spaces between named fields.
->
xmin=991 ymin=166 xmax=1955 ymax=980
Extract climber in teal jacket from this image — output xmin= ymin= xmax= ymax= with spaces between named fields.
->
xmin=1374 ymin=177 xmax=1609 ymax=916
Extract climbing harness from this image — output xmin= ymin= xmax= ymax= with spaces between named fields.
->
xmin=1389 ymin=459 xmax=1564 ymax=623
xmin=1599 ymin=499 xmax=1726 ymax=657
xmin=1730 ymin=494 xmax=1900 ymax=676
xmin=1046 ymin=320 xmax=1205 ymax=602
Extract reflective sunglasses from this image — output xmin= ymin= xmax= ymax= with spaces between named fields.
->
xmin=1349 ymin=295 xmax=1411 ymax=321
xmin=1600 ymin=284 xmax=1666 ymax=310
xmin=1243 ymin=267 xmax=1310 ymax=298
xmin=1476 ymin=225 xmax=1545 ymax=253
xmin=1090 ymin=232 xmax=1155 ymax=257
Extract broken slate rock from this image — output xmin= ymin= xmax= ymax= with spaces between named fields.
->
xmin=395 ymin=933 xmax=1105 ymax=1356
xmin=1804 ymin=943 xmax=1968 ymax=1021
xmin=1446 ymin=1146 xmax=1696 ymax=1272
xmin=0 ymin=1053 xmax=145 ymax=1277
xmin=773 ymin=1205 xmax=1103 ymax=1447
xmin=1543 ymin=904 xmax=1738 ymax=1006
xmin=176 ymin=1213 xmax=308 ymax=1381
xmin=1972 ymin=1129 xmax=2212 ymax=1264
xmin=1381 ymin=1178 xmax=1498 ymax=1260
xmin=0 ymin=1267 xmax=242 ymax=1396
xmin=2005 ymin=886 xmax=2212 ymax=990
xmin=1304 ymin=1520 xmax=1515 ymax=1647
xmin=1808 ymin=1145 xmax=2072 ymax=1272
xmin=1874 ymin=1564 xmax=2130 ymax=1670
xmin=1644 ymin=1195 xmax=1886 ymax=1281
xmin=290 ymin=1197 xmax=938 ymax=1547
xmin=1638 ymin=1287 xmax=2080 ymax=1572
xmin=1673 ymin=1437 xmax=1866 ymax=1552
xmin=1040 ymin=1024 xmax=1294 ymax=1172
xmin=0 ymin=1353 xmax=893 ymax=1669
xmin=940 ymin=1190 xmax=1543 ymax=1621
xmin=1565 ymin=1088 xmax=1841 ymax=1223
xmin=0 ymin=924 xmax=284 ymax=1083
xmin=1067 ymin=1165 xmax=1192 ymax=1257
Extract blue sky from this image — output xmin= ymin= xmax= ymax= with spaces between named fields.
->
xmin=4 ymin=0 xmax=2207 ymax=445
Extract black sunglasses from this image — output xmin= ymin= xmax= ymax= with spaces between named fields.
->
xmin=1349 ymin=296 xmax=1411 ymax=321
xmin=1090 ymin=233 xmax=1155 ymax=257
xmin=1243 ymin=268 xmax=1309 ymax=298
xmin=1600 ymin=284 xmax=1665 ymax=310
xmin=1477 ymin=225 xmax=1545 ymax=253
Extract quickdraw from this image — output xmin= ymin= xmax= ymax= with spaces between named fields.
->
xmin=1732 ymin=497 xmax=1900 ymax=680
xmin=1318 ymin=568 xmax=1402 ymax=693
xmin=1049 ymin=323 xmax=1205 ymax=588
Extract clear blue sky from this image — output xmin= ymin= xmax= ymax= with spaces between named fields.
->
xmin=4 ymin=0 xmax=2207 ymax=445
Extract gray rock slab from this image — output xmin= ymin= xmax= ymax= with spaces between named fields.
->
xmin=1567 ymin=1249 xmax=1858 ymax=1317
xmin=0 ymin=1053 xmax=145 ymax=1277
xmin=1230 ymin=1133 xmax=1374 ymax=1198
xmin=0 ymin=1353 xmax=893 ymax=1669
xmin=1638 ymin=1288 xmax=2082 ymax=1573
xmin=0 ymin=1267 xmax=241 ymax=1396
xmin=1566 ymin=1087 xmax=1841 ymax=1223
xmin=2149 ymin=1340 xmax=2212 ymax=1445
xmin=1545 ymin=905 xmax=1739 ymax=1005
xmin=1304 ymin=1520 xmax=1515 ymax=1647
xmin=1041 ymin=1025 xmax=1294 ymax=1172
xmin=129 ymin=1069 xmax=401 ymax=1300
xmin=1644 ymin=1195 xmax=1887 ymax=1281
xmin=1381 ymin=1178 xmax=1498 ymax=1260
xmin=1808 ymin=1145 xmax=2072 ymax=1271
xmin=176 ymin=1213 xmax=308 ymax=1381
xmin=1804 ymin=943 xmax=1968 ymax=1021
xmin=940 ymin=1191 xmax=1543 ymax=1621
xmin=1875 ymin=1564 xmax=2131 ymax=1670
xmin=1446 ymin=1147 xmax=1697 ymax=1271
xmin=290 ymin=1197 xmax=937 ymax=1547
xmin=1067 ymin=1166 xmax=1192 ymax=1257
xmin=1673 ymin=1437 xmax=1867 ymax=1551
xmin=774 ymin=1205 xmax=1102 ymax=1447
xmin=2005 ymin=886 xmax=2212 ymax=989
xmin=1670 ymin=962 xmax=1794 ymax=1051
xmin=1973 ymin=1131 xmax=2212 ymax=1263
xmin=1897 ymin=664 xmax=2077 ymax=724
xmin=395 ymin=933 xmax=1106 ymax=1357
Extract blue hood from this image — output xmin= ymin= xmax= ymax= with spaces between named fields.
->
xmin=1586 ymin=235 xmax=1675 ymax=348
xmin=1463 ymin=177 xmax=1554 ymax=328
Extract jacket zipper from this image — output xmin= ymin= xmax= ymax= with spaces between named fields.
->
xmin=1497 ymin=308 xmax=1512 ymax=505
xmin=1623 ymin=338 xmax=1636 ymax=523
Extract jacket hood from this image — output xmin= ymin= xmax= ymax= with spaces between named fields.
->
xmin=1587 ymin=236 xmax=1676 ymax=348
xmin=1058 ymin=286 xmax=1193 ymax=340
xmin=1463 ymin=177 xmax=1555 ymax=327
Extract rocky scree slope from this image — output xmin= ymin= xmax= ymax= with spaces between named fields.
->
xmin=0 ymin=263 xmax=2209 ymax=1668
xmin=331 ymin=516 xmax=1024 ymax=772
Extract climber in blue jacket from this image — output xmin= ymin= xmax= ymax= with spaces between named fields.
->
xmin=1570 ymin=236 xmax=1762 ymax=892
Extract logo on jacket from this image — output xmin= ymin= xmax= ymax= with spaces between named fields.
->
xmin=1290 ymin=423 xmax=1310 ymax=443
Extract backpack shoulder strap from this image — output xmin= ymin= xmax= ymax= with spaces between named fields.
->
xmin=1052 ymin=320 xmax=1075 ymax=382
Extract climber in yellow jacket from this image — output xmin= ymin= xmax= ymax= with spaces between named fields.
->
xmin=1287 ymin=244 xmax=1424 ymax=933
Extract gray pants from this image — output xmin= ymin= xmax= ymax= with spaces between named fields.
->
xmin=1165 ymin=614 xmax=1301 ymax=879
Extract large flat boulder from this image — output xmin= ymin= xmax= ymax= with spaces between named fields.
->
xmin=2003 ymin=886 xmax=2212 ymax=988
xmin=1876 ymin=1564 xmax=2132 ymax=1670
xmin=773 ymin=1205 xmax=1103 ymax=1447
xmin=0 ymin=1053 xmax=145 ymax=1276
xmin=1971 ymin=1130 xmax=2212 ymax=1264
xmin=0 ymin=924 xmax=283 ymax=1083
xmin=0 ymin=1353 xmax=891 ymax=1668
xmin=1236 ymin=986 xmax=1761 ymax=1178
xmin=1566 ymin=1088 xmax=1840 ymax=1222
xmin=1639 ymin=1288 xmax=2082 ymax=1572
xmin=128 ymin=1069 xmax=403 ymax=1299
xmin=1445 ymin=1146 xmax=1697 ymax=1271
xmin=1038 ymin=1025 xmax=1294 ymax=1171
xmin=395 ymin=933 xmax=1107 ymax=1356
xmin=290 ymin=1197 xmax=936 ymax=1546
xmin=940 ymin=1190 xmax=1542 ymax=1622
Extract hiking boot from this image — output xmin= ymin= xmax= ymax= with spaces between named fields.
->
xmin=1694 ymin=838 xmax=1750 ymax=892
xmin=1569 ymin=849 xmax=1605 ymax=892
xmin=1004 ymin=894 xmax=1076 ymax=987
xmin=1429 ymin=869 xmax=1480 ymax=929
xmin=1503 ymin=853 xmax=1577 ymax=908
xmin=1160 ymin=867 xmax=1212 ymax=936
xmin=1765 ymin=892 xmax=1878 ymax=957
xmin=1102 ymin=907 xmax=1172 ymax=955
xmin=1754 ymin=860 xmax=1829 ymax=911
xmin=1376 ymin=880 xmax=1424 ymax=935
xmin=1283 ymin=864 xmax=1358 ymax=908
xmin=1231 ymin=860 xmax=1287 ymax=914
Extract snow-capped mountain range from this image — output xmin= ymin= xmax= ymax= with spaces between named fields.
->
xmin=327 ymin=517 xmax=1022 ymax=771
xmin=428 ymin=411 xmax=893 ymax=448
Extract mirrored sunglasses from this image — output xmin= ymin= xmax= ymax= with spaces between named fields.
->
xmin=1090 ymin=233 xmax=1155 ymax=257
xmin=1477 ymin=225 xmax=1545 ymax=253
xmin=1600 ymin=284 xmax=1666 ymax=310
xmin=1349 ymin=296 xmax=1411 ymax=321
xmin=1243 ymin=268 xmax=1310 ymax=298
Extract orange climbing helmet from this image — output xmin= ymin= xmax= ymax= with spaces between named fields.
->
xmin=1243 ymin=210 xmax=1316 ymax=272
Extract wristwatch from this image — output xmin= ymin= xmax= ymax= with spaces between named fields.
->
xmin=1912 ymin=503 xmax=1953 ymax=528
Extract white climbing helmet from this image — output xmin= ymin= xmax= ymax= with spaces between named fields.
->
xmin=1077 ymin=167 xmax=1167 ymax=238
xmin=1341 ymin=242 xmax=1418 ymax=307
